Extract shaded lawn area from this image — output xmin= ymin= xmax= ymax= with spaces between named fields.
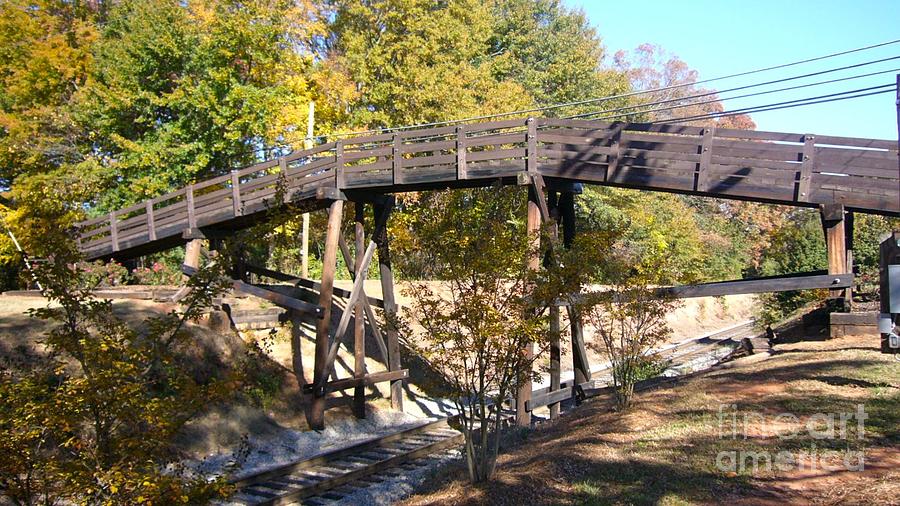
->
xmin=402 ymin=334 xmax=900 ymax=505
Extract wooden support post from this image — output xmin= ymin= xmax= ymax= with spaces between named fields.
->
xmin=186 ymin=184 xmax=197 ymax=229
xmin=456 ymin=126 xmax=467 ymax=180
xmin=516 ymin=185 xmax=541 ymax=427
xmin=183 ymin=239 xmax=202 ymax=278
xmin=548 ymin=194 xmax=561 ymax=420
xmin=231 ymin=171 xmax=242 ymax=217
xmin=353 ymin=202 xmax=367 ymax=419
xmin=549 ymin=305 xmax=561 ymax=420
xmin=845 ymin=211 xmax=855 ymax=310
xmin=696 ymin=127 xmax=714 ymax=192
xmin=145 ymin=201 xmax=156 ymax=241
xmin=374 ymin=198 xmax=403 ymax=411
xmin=335 ymin=141 xmax=345 ymax=189
xmin=821 ymin=204 xmax=848 ymax=307
xmin=568 ymin=304 xmax=591 ymax=386
xmin=309 ymin=199 xmax=344 ymax=430
xmin=109 ymin=212 xmax=119 ymax=252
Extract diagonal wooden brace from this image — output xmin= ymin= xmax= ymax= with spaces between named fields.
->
xmin=321 ymin=241 xmax=377 ymax=383
xmin=338 ymin=234 xmax=390 ymax=364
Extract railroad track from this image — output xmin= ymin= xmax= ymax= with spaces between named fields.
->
xmin=227 ymin=321 xmax=760 ymax=504
xmin=227 ymin=419 xmax=463 ymax=505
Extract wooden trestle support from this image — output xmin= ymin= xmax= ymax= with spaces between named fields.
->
xmin=515 ymin=171 xmax=592 ymax=427
xmin=820 ymin=203 xmax=854 ymax=311
xmin=301 ymin=194 xmax=405 ymax=430
xmin=178 ymin=194 xmax=407 ymax=431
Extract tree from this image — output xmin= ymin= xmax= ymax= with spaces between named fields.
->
xmin=322 ymin=0 xmax=532 ymax=130
xmin=487 ymin=0 xmax=630 ymax=115
xmin=0 ymin=236 xmax=234 ymax=504
xmin=576 ymin=186 xmax=724 ymax=284
xmin=0 ymin=0 xmax=100 ymax=188
xmin=76 ymin=0 xmax=320 ymax=209
xmin=613 ymin=43 xmax=756 ymax=128
xmin=577 ymin=234 xmax=681 ymax=409
xmin=756 ymin=209 xmax=827 ymax=323
xmin=399 ymin=187 xmax=561 ymax=483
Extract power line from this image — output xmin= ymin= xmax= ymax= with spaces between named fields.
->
xmin=566 ymin=58 xmax=900 ymax=121
xmin=659 ymin=85 xmax=897 ymax=125
xmin=576 ymin=67 xmax=900 ymax=123
xmin=266 ymin=38 xmax=900 ymax=147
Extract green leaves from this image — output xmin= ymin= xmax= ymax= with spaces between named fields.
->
xmin=0 ymin=244 xmax=233 ymax=504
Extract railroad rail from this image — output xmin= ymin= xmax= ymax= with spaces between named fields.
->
xmin=77 ymin=118 xmax=899 ymax=261
xmin=227 ymin=419 xmax=462 ymax=505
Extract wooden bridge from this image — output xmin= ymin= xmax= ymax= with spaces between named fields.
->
xmin=75 ymin=117 xmax=900 ymax=429
xmin=78 ymin=118 xmax=898 ymax=261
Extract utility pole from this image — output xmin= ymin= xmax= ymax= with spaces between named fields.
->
xmin=301 ymin=102 xmax=314 ymax=278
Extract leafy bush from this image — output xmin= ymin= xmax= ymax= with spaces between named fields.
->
xmin=0 ymin=250 xmax=235 ymax=505
xmin=76 ymin=260 xmax=131 ymax=288
xmin=756 ymin=210 xmax=827 ymax=324
xmin=133 ymin=261 xmax=183 ymax=286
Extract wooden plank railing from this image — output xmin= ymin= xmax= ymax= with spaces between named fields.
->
xmin=77 ymin=118 xmax=900 ymax=260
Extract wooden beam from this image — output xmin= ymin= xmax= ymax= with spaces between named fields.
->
xmin=374 ymin=198 xmax=404 ymax=411
xmin=821 ymin=204 xmax=848 ymax=303
xmin=322 ymin=241 xmax=377 ymax=381
xmin=244 ymin=262 xmax=389 ymax=309
xmin=353 ymin=202 xmax=367 ymax=419
xmin=181 ymin=265 xmax=324 ymax=317
xmin=309 ymin=199 xmax=344 ymax=430
xmin=530 ymin=173 xmax=551 ymax=222
xmin=526 ymin=383 xmax=579 ymax=412
xmin=230 ymin=279 xmax=323 ymax=317
xmin=660 ymin=271 xmax=853 ymax=299
xmin=231 ymin=171 xmax=242 ymax=217
xmin=517 ymin=185 xmax=541 ymax=427
xmin=336 ymin=234 xmax=390 ymax=366
xmin=568 ymin=305 xmax=591 ymax=385
xmin=322 ymin=369 xmax=409 ymax=393
xmin=186 ymin=184 xmax=197 ymax=229
xmin=456 ymin=125 xmax=468 ymax=180
xmin=145 ymin=201 xmax=157 ymax=241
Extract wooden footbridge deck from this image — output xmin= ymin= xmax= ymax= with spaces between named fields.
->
xmin=78 ymin=118 xmax=899 ymax=261
xmin=74 ymin=117 xmax=899 ymax=430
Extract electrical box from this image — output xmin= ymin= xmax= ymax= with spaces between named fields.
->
xmin=890 ymin=265 xmax=900 ymax=314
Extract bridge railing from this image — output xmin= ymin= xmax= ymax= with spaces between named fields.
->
xmin=77 ymin=117 xmax=899 ymax=259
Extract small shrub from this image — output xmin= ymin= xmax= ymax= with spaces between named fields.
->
xmin=76 ymin=260 xmax=131 ymax=288
xmin=133 ymin=261 xmax=183 ymax=285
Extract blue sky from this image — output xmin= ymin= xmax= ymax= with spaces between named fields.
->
xmin=575 ymin=0 xmax=900 ymax=140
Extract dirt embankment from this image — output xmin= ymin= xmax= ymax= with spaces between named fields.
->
xmin=400 ymin=332 xmax=900 ymax=505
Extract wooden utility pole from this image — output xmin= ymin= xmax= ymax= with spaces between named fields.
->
xmin=309 ymin=199 xmax=343 ymax=430
xmin=301 ymin=102 xmax=314 ymax=278
xmin=352 ymin=202 xmax=367 ymax=418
